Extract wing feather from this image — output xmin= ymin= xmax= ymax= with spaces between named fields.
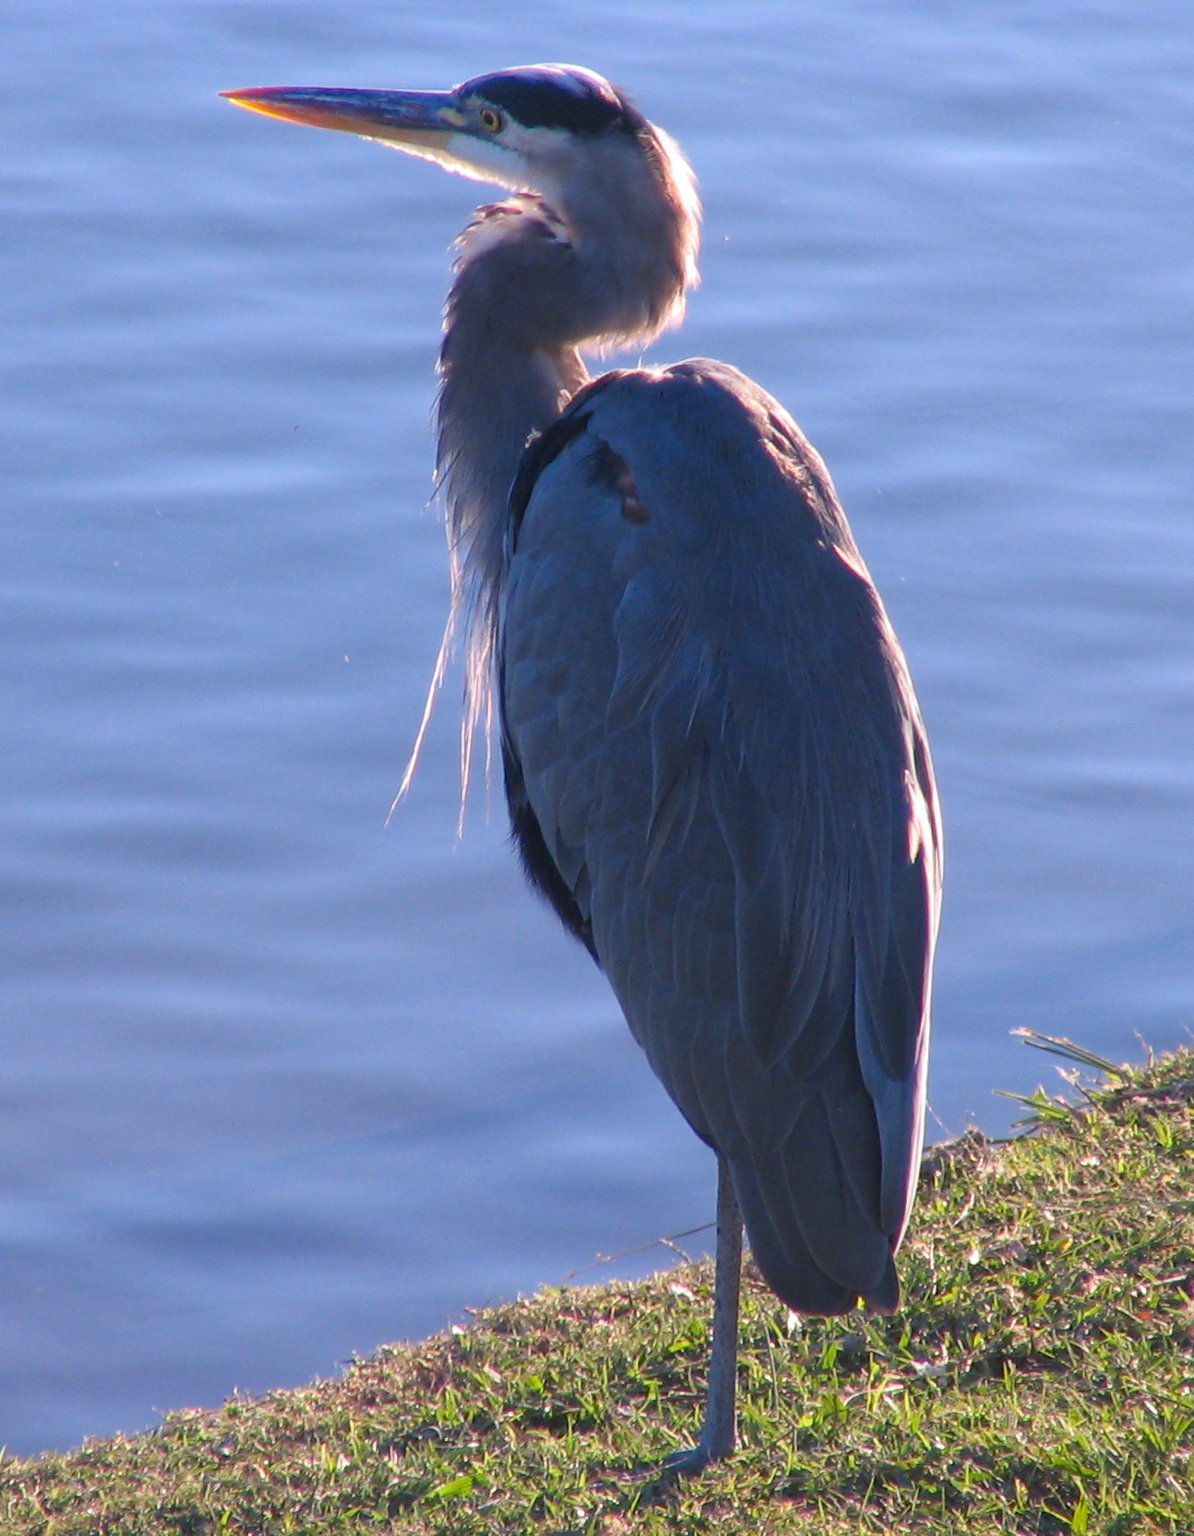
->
xmin=501 ymin=359 xmax=942 ymax=1313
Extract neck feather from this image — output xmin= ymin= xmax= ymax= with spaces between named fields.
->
xmin=425 ymin=160 xmax=697 ymax=796
xmin=433 ymin=214 xmax=588 ymax=791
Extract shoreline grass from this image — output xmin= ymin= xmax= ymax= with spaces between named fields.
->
xmin=3 ymin=1036 xmax=1191 ymax=1534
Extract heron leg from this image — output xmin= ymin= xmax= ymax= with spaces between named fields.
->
xmin=663 ymin=1154 xmax=742 ymax=1475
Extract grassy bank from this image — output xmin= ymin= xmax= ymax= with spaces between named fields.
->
xmin=3 ymin=1036 xmax=1191 ymax=1535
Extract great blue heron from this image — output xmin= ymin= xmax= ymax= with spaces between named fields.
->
xmin=223 ymin=64 xmax=942 ymax=1473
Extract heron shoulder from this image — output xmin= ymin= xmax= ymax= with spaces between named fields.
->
xmin=504 ymin=357 xmax=934 ymax=909
xmin=511 ymin=359 xmax=860 ymax=567
xmin=501 ymin=357 xmax=941 ymax=1271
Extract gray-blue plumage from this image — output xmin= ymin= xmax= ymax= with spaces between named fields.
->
xmin=223 ymin=62 xmax=943 ymax=1472
xmin=502 ymin=359 xmax=938 ymax=1318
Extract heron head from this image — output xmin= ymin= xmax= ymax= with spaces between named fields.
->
xmin=223 ymin=64 xmax=655 ymax=194
xmin=223 ymin=63 xmax=701 ymax=339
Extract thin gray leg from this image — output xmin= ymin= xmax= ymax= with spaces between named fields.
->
xmin=663 ymin=1154 xmax=743 ymax=1475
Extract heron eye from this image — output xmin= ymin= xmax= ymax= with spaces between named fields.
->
xmin=478 ymin=106 xmax=505 ymax=134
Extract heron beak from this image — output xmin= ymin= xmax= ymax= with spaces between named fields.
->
xmin=220 ymin=86 xmax=499 ymax=178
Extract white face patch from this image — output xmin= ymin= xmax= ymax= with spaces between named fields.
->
xmin=379 ymin=130 xmax=527 ymax=190
xmin=380 ymin=119 xmax=581 ymax=201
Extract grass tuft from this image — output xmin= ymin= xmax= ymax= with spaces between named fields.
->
xmin=2 ymin=1040 xmax=1191 ymax=1533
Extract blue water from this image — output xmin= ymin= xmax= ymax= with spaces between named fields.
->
xmin=3 ymin=0 xmax=1191 ymax=1456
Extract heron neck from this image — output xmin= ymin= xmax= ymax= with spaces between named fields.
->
xmin=437 ymin=316 xmax=586 ymax=596
xmin=427 ymin=168 xmax=693 ymax=785
xmin=434 ymin=259 xmax=587 ymax=778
